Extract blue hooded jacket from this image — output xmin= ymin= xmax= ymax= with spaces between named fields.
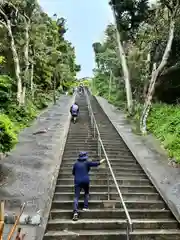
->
xmin=72 ymin=152 xmax=100 ymax=185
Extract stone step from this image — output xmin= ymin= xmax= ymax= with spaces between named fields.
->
xmin=60 ymin=162 xmax=140 ymax=168
xmin=63 ymin=148 xmax=97 ymax=152
xmin=56 ymin=178 xmax=151 ymax=186
xmin=67 ymin=130 xmax=93 ymax=133
xmin=46 ymin=219 xmax=178 ymax=231
xmin=66 ymin=138 xmax=94 ymax=141
xmin=63 ymin=152 xmax=133 ymax=157
xmin=58 ymin=172 xmax=146 ymax=178
xmin=63 ymin=152 xmax=97 ymax=157
xmin=64 ymin=141 xmax=97 ymax=144
xmin=43 ymin=95 xmax=180 ymax=240
xmin=51 ymin=200 xmax=166 ymax=210
xmin=62 ymin=154 xmax=98 ymax=158
xmin=64 ymin=144 xmax=128 ymax=148
xmin=67 ymin=136 xmax=123 ymax=140
xmin=53 ymin=192 xmax=161 ymax=201
xmin=44 ymin=229 xmax=180 ymax=240
xmin=62 ymin=157 xmax=137 ymax=162
xmin=55 ymin=185 xmax=156 ymax=193
xmin=60 ymin=167 xmax=144 ymax=173
xmin=50 ymin=209 xmax=173 ymax=220
xmin=68 ymin=128 xmax=93 ymax=131
xmin=99 ymin=139 xmax=126 ymax=143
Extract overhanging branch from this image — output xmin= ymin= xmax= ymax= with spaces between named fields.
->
xmin=0 ymin=19 xmax=8 ymax=29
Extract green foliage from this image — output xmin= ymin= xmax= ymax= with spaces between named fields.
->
xmin=8 ymin=104 xmax=37 ymax=126
xmin=147 ymin=104 xmax=180 ymax=162
xmin=92 ymin=24 xmax=126 ymax=108
xmin=0 ymin=114 xmax=17 ymax=153
xmin=0 ymin=75 xmax=14 ymax=108
xmin=109 ymin=0 xmax=149 ymax=40
xmin=0 ymin=0 xmax=80 ymax=154
xmin=93 ymin=1 xmax=180 ymax=162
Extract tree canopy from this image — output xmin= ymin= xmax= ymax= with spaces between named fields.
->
xmin=0 ymin=0 xmax=80 ymax=106
xmin=0 ymin=0 xmax=80 ymax=153
xmin=92 ymin=0 xmax=180 ymax=161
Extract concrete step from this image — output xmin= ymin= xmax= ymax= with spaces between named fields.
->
xmin=60 ymin=167 xmax=144 ymax=173
xmin=55 ymin=185 xmax=156 ymax=193
xmin=58 ymin=173 xmax=147 ymax=180
xmin=53 ymin=192 xmax=161 ymax=201
xmin=64 ymin=140 xmax=122 ymax=143
xmin=51 ymin=200 xmax=166 ymax=210
xmin=50 ymin=209 xmax=173 ymax=220
xmin=46 ymin=219 xmax=178 ymax=231
xmin=66 ymin=137 xmax=94 ymax=140
xmin=58 ymin=172 xmax=146 ymax=178
xmin=62 ymin=157 xmax=137 ymax=162
xmin=63 ymin=153 xmax=97 ymax=157
xmin=100 ymin=139 xmax=126 ymax=143
xmin=64 ymin=141 xmax=97 ymax=144
xmin=62 ymin=154 xmax=98 ymax=158
xmin=44 ymin=229 xmax=180 ymax=240
xmin=62 ymin=155 xmax=133 ymax=159
xmin=63 ymin=148 xmax=97 ymax=152
xmin=61 ymin=162 xmax=140 ymax=168
xmin=43 ymin=95 xmax=180 ymax=240
xmin=56 ymin=178 xmax=151 ymax=186
xmin=65 ymin=144 xmax=129 ymax=149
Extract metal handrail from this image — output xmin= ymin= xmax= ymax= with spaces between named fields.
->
xmin=84 ymin=89 xmax=133 ymax=239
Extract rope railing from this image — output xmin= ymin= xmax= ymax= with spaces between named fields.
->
xmin=84 ymin=89 xmax=133 ymax=239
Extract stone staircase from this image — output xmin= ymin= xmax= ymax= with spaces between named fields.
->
xmin=43 ymin=93 xmax=180 ymax=239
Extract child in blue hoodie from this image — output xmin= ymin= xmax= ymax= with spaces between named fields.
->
xmin=72 ymin=151 xmax=105 ymax=221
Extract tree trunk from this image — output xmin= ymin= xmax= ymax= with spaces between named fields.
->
xmin=143 ymin=53 xmax=152 ymax=100
xmin=24 ymin=19 xmax=30 ymax=88
xmin=30 ymin=63 xmax=34 ymax=99
xmin=108 ymin=70 xmax=112 ymax=100
xmin=7 ymin=20 xmax=22 ymax=104
xmin=112 ymin=7 xmax=133 ymax=114
xmin=21 ymin=86 xmax=26 ymax=105
xmin=140 ymin=19 xmax=175 ymax=134
xmin=53 ymin=75 xmax=56 ymax=104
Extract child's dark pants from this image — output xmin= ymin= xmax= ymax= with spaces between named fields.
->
xmin=74 ymin=182 xmax=89 ymax=213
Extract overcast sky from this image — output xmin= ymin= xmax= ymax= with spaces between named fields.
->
xmin=39 ymin=0 xmax=156 ymax=78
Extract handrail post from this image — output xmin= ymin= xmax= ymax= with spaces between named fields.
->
xmin=97 ymin=137 xmax=99 ymax=156
xmin=98 ymin=139 xmax=100 ymax=157
xmin=90 ymin=114 xmax=93 ymax=126
xmin=98 ymin=137 xmax=101 ymax=159
xmin=126 ymin=220 xmax=130 ymax=240
xmin=107 ymin=169 xmax=110 ymax=200
xmin=93 ymin=119 xmax=96 ymax=139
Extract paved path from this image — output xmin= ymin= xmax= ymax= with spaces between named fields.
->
xmin=0 ymin=94 xmax=74 ymax=239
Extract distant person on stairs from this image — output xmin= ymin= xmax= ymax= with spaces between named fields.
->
xmin=70 ymin=102 xmax=79 ymax=123
xmin=72 ymin=151 xmax=105 ymax=221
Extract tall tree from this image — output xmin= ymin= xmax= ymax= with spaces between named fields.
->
xmin=109 ymin=0 xmax=149 ymax=114
xmin=0 ymin=0 xmax=80 ymax=108
xmin=140 ymin=0 xmax=180 ymax=134
xmin=0 ymin=1 xmax=23 ymax=104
